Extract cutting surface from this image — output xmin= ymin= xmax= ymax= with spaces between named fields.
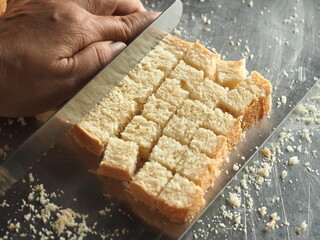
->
xmin=0 ymin=0 xmax=320 ymax=239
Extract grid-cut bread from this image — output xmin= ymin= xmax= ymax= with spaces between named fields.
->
xmin=156 ymin=173 xmax=205 ymax=223
xmin=142 ymin=95 xmax=177 ymax=129
xmin=149 ymin=136 xmax=188 ymax=172
xmin=121 ymin=116 xmax=161 ymax=159
xmin=202 ymin=108 xmax=242 ymax=149
xmin=169 ymin=60 xmax=204 ymax=92
xmin=190 ymin=79 xmax=229 ymax=109
xmin=177 ymin=99 xmax=211 ymax=125
xmin=190 ymin=128 xmax=229 ymax=160
xmin=129 ymin=161 xmax=173 ymax=208
xmin=216 ymin=59 xmax=246 ymax=89
xmin=183 ymin=41 xmax=220 ymax=79
xmin=155 ymin=78 xmax=189 ymax=108
xmin=70 ymin=90 xmax=138 ymax=156
xmin=98 ymin=138 xmax=139 ymax=182
xmin=163 ymin=115 xmax=199 ymax=145
xmin=176 ymin=150 xmax=221 ymax=190
xmin=71 ymin=33 xmax=272 ymax=224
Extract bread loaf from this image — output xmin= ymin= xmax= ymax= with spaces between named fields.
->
xmin=70 ymin=34 xmax=272 ymax=223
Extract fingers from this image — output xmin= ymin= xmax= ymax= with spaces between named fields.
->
xmin=91 ymin=11 xmax=160 ymax=43
xmin=70 ymin=41 xmax=126 ymax=86
xmin=75 ymin=0 xmax=145 ymax=16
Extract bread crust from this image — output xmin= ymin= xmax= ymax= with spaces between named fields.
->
xmin=69 ymin=124 xmax=105 ymax=156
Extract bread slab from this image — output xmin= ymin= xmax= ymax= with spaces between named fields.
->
xmin=71 ymin=33 xmax=272 ymax=223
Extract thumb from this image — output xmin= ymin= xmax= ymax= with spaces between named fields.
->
xmin=71 ymin=41 xmax=126 ymax=85
xmin=93 ymin=11 xmax=160 ymax=43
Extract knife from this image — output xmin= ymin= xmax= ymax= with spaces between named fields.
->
xmin=0 ymin=0 xmax=183 ymax=195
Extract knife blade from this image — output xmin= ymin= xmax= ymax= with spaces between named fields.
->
xmin=0 ymin=0 xmax=183 ymax=195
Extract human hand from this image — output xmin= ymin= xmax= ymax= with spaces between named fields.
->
xmin=0 ymin=0 xmax=159 ymax=117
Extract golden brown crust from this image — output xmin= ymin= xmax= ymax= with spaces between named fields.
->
xmin=129 ymin=181 xmax=158 ymax=208
xmin=225 ymin=117 xmax=243 ymax=150
xmin=156 ymin=186 xmax=205 ymax=223
xmin=69 ymin=124 xmax=105 ymax=156
xmin=97 ymin=164 xmax=132 ymax=182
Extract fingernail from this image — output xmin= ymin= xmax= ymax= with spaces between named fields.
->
xmin=153 ymin=12 xmax=162 ymax=18
xmin=111 ymin=41 xmax=126 ymax=55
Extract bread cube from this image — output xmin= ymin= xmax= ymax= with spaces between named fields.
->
xmin=149 ymin=136 xmax=188 ymax=171
xmin=183 ymin=41 xmax=220 ymax=79
xmin=202 ymin=108 xmax=242 ymax=149
xmin=237 ymin=71 xmax=272 ymax=116
xmin=128 ymin=63 xmax=165 ymax=91
xmin=70 ymin=109 xmax=118 ymax=156
xmin=190 ymin=128 xmax=229 ymax=160
xmin=190 ymin=79 xmax=229 ymax=109
xmin=169 ymin=60 xmax=204 ymax=91
xmin=163 ymin=115 xmax=199 ymax=145
xmin=98 ymin=138 xmax=139 ymax=182
xmin=70 ymin=90 xmax=138 ymax=156
xmin=177 ymin=99 xmax=211 ymax=125
xmin=218 ymin=87 xmax=261 ymax=129
xmin=159 ymin=34 xmax=192 ymax=59
xmin=142 ymin=95 xmax=177 ymax=129
xmin=175 ymin=150 xmax=220 ymax=190
xmin=129 ymin=161 xmax=173 ymax=207
xmin=156 ymin=173 xmax=205 ymax=223
xmin=155 ymin=78 xmax=189 ymax=108
xmin=140 ymin=45 xmax=178 ymax=75
xmin=121 ymin=116 xmax=161 ymax=159
xmin=116 ymin=76 xmax=154 ymax=105
xmin=216 ymin=59 xmax=246 ymax=89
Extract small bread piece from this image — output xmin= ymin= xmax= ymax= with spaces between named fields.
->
xmin=129 ymin=161 xmax=173 ymax=208
xmin=159 ymin=34 xmax=192 ymax=59
xmin=155 ymin=78 xmax=189 ymax=108
xmin=216 ymin=59 xmax=246 ymax=89
xmin=169 ymin=60 xmax=204 ymax=91
xmin=156 ymin=174 xmax=205 ymax=223
xmin=176 ymin=150 xmax=221 ymax=190
xmin=70 ymin=90 xmax=138 ymax=156
xmin=98 ymin=138 xmax=139 ymax=182
xmin=128 ymin=64 xmax=165 ymax=91
xmin=142 ymin=95 xmax=177 ymax=129
xmin=183 ymin=42 xmax=220 ymax=79
xmin=218 ymin=87 xmax=260 ymax=129
xmin=202 ymin=108 xmax=242 ymax=149
xmin=70 ymin=110 xmax=118 ymax=156
xmin=121 ymin=116 xmax=161 ymax=159
xmin=238 ymin=71 xmax=272 ymax=116
xmin=177 ymin=99 xmax=211 ymax=125
xmin=190 ymin=128 xmax=229 ymax=160
xmin=163 ymin=115 xmax=199 ymax=145
xmin=190 ymin=79 xmax=229 ymax=109
xmin=140 ymin=45 xmax=179 ymax=75
xmin=149 ymin=136 xmax=188 ymax=172
xmin=116 ymin=76 xmax=154 ymax=105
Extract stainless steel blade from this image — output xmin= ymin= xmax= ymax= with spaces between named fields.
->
xmin=0 ymin=0 xmax=183 ymax=195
